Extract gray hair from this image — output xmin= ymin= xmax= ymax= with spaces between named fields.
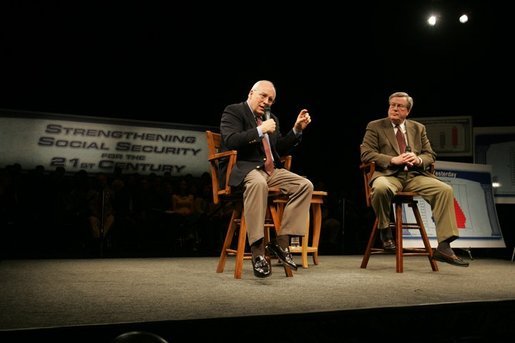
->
xmin=389 ymin=91 xmax=413 ymax=111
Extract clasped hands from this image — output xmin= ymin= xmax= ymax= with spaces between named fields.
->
xmin=391 ymin=152 xmax=421 ymax=167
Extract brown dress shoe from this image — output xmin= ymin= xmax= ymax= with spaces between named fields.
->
xmin=433 ymin=249 xmax=469 ymax=267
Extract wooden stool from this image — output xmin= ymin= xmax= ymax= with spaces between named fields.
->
xmin=360 ymin=191 xmax=439 ymax=273
xmin=216 ymin=200 xmax=293 ymax=279
xmin=206 ymin=130 xmax=294 ymax=279
xmin=273 ymin=190 xmax=327 ymax=269
xmin=360 ymin=161 xmax=438 ymax=273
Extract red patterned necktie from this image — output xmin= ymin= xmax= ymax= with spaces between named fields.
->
xmin=256 ymin=116 xmax=275 ymax=174
xmin=395 ymin=124 xmax=406 ymax=153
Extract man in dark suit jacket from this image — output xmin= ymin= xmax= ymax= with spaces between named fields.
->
xmin=360 ymin=91 xmax=469 ymax=267
xmin=220 ymin=80 xmax=314 ymax=278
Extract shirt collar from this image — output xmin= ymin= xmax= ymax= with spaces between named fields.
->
xmin=392 ymin=121 xmax=406 ymax=131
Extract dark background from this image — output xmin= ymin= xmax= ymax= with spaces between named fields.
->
xmin=1 ymin=1 xmax=514 ymax=254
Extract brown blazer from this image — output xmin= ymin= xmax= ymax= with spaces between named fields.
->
xmin=360 ymin=117 xmax=437 ymax=184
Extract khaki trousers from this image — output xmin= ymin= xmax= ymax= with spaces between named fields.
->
xmin=371 ymin=172 xmax=459 ymax=243
xmin=243 ymin=168 xmax=314 ymax=245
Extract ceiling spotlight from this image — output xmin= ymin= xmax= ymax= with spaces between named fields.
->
xmin=459 ymin=14 xmax=469 ymax=23
xmin=427 ymin=15 xmax=438 ymax=26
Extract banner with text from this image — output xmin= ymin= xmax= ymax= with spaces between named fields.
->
xmin=0 ymin=110 xmax=212 ymax=176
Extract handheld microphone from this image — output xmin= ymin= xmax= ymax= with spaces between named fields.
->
xmin=264 ymin=106 xmax=271 ymax=121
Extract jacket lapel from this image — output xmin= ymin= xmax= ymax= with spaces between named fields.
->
xmin=242 ymin=103 xmax=257 ymax=129
xmin=405 ymin=120 xmax=416 ymax=151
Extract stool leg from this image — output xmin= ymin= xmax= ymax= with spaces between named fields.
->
xmin=301 ymin=231 xmax=309 ymax=269
xmin=311 ymin=202 xmax=322 ymax=266
xmin=269 ymin=201 xmax=293 ymax=277
xmin=361 ymin=219 xmax=379 ymax=269
xmin=412 ymin=203 xmax=439 ymax=271
xmin=234 ymin=214 xmax=247 ymax=279
xmin=300 ymin=212 xmax=309 ymax=269
xmin=395 ymin=202 xmax=404 ymax=273
xmin=217 ymin=209 xmax=238 ymax=274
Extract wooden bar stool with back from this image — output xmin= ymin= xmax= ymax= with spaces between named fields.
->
xmin=360 ymin=161 xmax=439 ymax=273
xmin=205 ymin=130 xmax=294 ymax=279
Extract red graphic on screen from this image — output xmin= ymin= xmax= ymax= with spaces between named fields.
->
xmin=454 ymin=197 xmax=466 ymax=228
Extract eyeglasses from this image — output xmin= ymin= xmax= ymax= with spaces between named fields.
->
xmin=389 ymin=103 xmax=408 ymax=109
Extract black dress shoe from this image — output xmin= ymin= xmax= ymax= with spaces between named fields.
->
xmin=382 ymin=239 xmax=396 ymax=251
xmin=266 ymin=242 xmax=298 ymax=271
xmin=252 ymin=255 xmax=271 ymax=278
xmin=432 ymin=249 xmax=469 ymax=267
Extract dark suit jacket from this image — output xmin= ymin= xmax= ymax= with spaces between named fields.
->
xmin=220 ymin=101 xmax=301 ymax=187
xmin=360 ymin=117 xmax=437 ymax=184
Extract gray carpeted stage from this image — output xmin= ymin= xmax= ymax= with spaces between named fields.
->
xmin=1 ymin=254 xmax=515 ymax=342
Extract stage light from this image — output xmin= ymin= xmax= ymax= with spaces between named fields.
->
xmin=459 ymin=14 xmax=469 ymax=23
xmin=427 ymin=14 xmax=438 ymax=26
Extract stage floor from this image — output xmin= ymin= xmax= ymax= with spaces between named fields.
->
xmin=1 ymin=255 xmax=515 ymax=342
